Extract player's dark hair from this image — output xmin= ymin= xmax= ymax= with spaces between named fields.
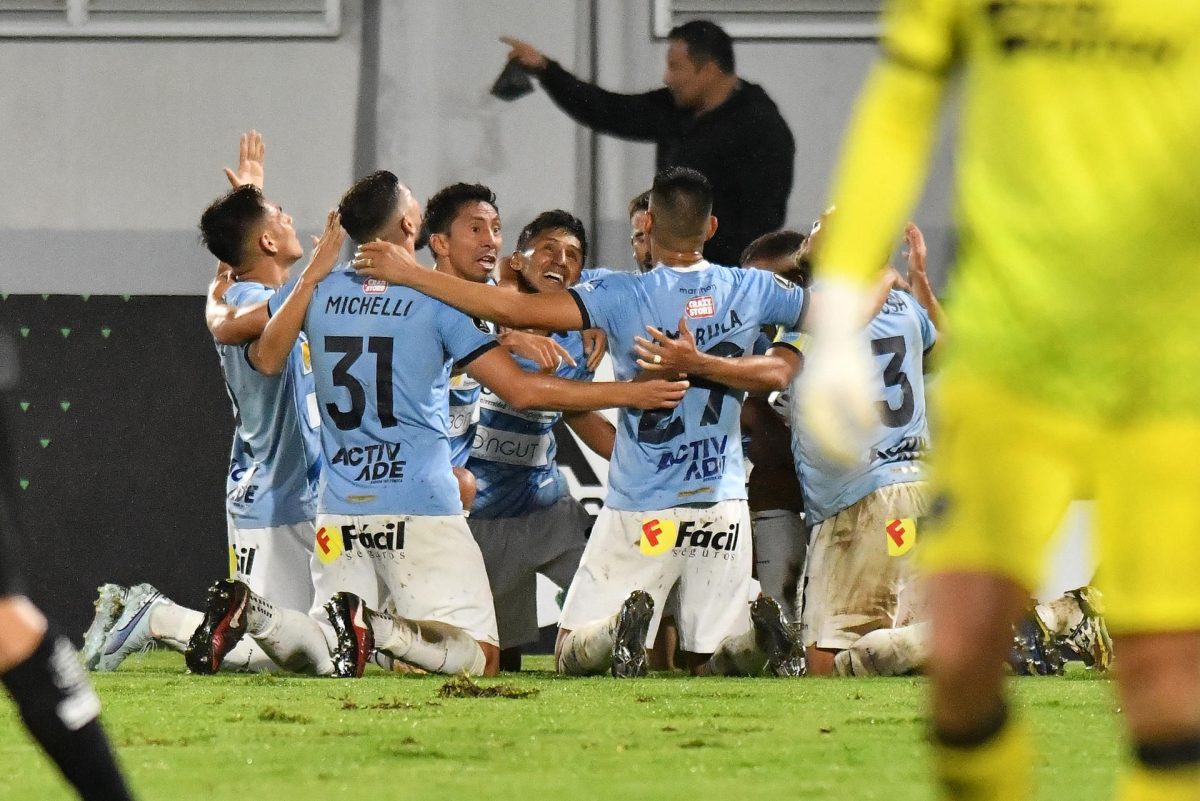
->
xmin=198 ymin=184 xmax=269 ymax=268
xmin=668 ymin=20 xmax=735 ymax=74
xmin=740 ymin=229 xmax=811 ymax=286
xmin=516 ymin=210 xmax=588 ymax=265
xmin=627 ymin=190 xmax=651 ymax=220
xmin=422 ymin=182 xmax=498 ymax=242
xmin=338 ymin=170 xmax=400 ymax=244
xmin=649 ymin=166 xmax=713 ymax=243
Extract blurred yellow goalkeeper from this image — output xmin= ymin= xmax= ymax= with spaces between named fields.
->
xmin=803 ymin=2 xmax=1200 ymax=800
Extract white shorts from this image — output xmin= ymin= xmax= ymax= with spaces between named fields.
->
xmin=751 ymin=509 xmax=807 ymax=616
xmin=227 ymin=518 xmax=317 ymax=613
xmin=468 ymin=496 xmax=589 ymax=649
xmin=559 ymin=499 xmax=753 ymax=654
xmin=801 ymin=482 xmax=929 ymax=651
xmin=312 ymin=513 xmax=498 ymax=646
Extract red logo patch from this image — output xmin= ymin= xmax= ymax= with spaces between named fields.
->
xmin=685 ymin=296 xmax=715 ymax=318
xmin=363 ymin=279 xmax=387 ymax=295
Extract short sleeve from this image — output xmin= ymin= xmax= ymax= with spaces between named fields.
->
xmin=751 ymin=270 xmax=808 ymax=330
xmin=225 ymin=281 xmax=274 ymax=309
xmin=773 ymin=327 xmax=810 ymax=356
xmin=568 ymin=271 xmax=638 ymax=336
xmin=880 ymin=0 xmax=964 ymax=76
xmin=438 ymin=303 xmax=498 ymax=368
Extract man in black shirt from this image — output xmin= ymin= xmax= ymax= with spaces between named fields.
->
xmin=502 ymin=20 xmax=794 ymax=267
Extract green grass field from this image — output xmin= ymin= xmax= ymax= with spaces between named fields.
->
xmin=0 ymin=652 xmax=1120 ymax=801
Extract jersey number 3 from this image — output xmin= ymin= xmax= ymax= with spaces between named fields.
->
xmin=872 ymin=335 xmax=914 ymax=428
xmin=324 ymin=336 xmax=398 ymax=430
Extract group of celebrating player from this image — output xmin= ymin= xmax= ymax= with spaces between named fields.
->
xmin=74 ymin=130 xmax=1109 ymax=685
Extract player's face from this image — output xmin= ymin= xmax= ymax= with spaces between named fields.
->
xmin=515 ymin=228 xmax=583 ymax=294
xmin=663 ymin=41 xmax=706 ymax=109
xmin=445 ymin=201 xmax=501 ymax=283
xmin=262 ymin=203 xmax=303 ymax=261
xmin=630 ymin=209 xmax=653 ymax=272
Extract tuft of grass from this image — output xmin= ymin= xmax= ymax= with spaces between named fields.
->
xmin=437 ymin=674 xmax=539 ymax=699
xmin=257 ymin=706 xmax=312 ymax=724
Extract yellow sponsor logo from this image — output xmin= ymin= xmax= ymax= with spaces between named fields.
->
xmin=315 ymin=526 xmax=344 ymax=565
xmin=639 ymin=518 xmax=677 ymax=556
xmin=228 ymin=545 xmax=237 ymax=579
xmin=300 ymin=340 xmax=313 ymax=374
xmin=886 ymin=518 xmax=916 ymax=557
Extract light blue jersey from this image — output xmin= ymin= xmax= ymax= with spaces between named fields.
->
xmin=787 ymin=288 xmax=937 ymax=524
xmin=570 ymin=262 xmax=807 ymax=511
xmin=300 ymin=265 xmax=497 ymax=516
xmin=468 ymin=331 xmax=593 ymax=519
xmin=218 ymin=281 xmax=321 ymax=527
xmin=447 ymin=374 xmax=482 ymax=468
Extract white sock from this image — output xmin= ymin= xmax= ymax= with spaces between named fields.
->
xmin=555 ymin=615 xmax=617 ymax=676
xmin=703 ymin=627 xmax=767 ymax=676
xmin=834 ymin=622 xmax=930 ymax=676
xmin=250 ymin=609 xmax=335 ymax=676
xmin=219 ymin=639 xmax=282 ymax=673
xmin=370 ymin=615 xmax=486 ymax=676
xmin=148 ymin=602 xmax=203 ymax=653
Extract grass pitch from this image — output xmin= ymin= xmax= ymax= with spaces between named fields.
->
xmin=1 ymin=652 xmax=1119 ymax=801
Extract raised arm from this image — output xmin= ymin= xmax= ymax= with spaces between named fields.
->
xmin=247 ymin=211 xmax=345 ymax=375
xmin=353 ymin=241 xmax=585 ymax=332
xmin=633 ymin=317 xmax=801 ymax=393
xmin=902 ymin=222 xmax=946 ymax=360
xmin=206 ymin=130 xmax=270 ymax=344
xmin=206 ymin=265 xmax=269 ymax=345
xmin=502 ymin=37 xmax=669 ymax=142
xmin=563 ymin=411 xmax=616 ymax=461
xmin=466 ymin=347 xmax=687 ymax=414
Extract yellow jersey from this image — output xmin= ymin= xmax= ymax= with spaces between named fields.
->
xmin=820 ymin=0 xmax=1200 ymax=420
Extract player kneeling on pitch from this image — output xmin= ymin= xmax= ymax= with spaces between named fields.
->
xmin=354 ymin=167 xmax=809 ymax=677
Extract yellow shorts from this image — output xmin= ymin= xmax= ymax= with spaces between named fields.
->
xmin=920 ymin=375 xmax=1200 ymax=635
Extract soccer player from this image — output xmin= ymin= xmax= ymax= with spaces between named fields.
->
xmin=467 ymin=210 xmax=616 ymax=670
xmin=0 ymin=338 xmax=136 ymax=800
xmin=353 ymin=166 xmax=808 ymax=678
xmin=737 ymin=230 xmax=810 ymax=620
xmin=804 ymin=3 xmax=1200 ymax=799
xmin=787 ymin=221 xmax=940 ymax=677
xmin=85 ymin=133 xmax=339 ymax=677
xmin=249 ymin=172 xmax=687 ymax=678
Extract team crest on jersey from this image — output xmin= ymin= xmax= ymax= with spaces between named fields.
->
xmin=772 ymin=274 xmax=796 ymax=290
xmin=639 ymin=518 xmax=677 ymax=556
xmin=885 ymin=518 xmax=916 ymax=557
xmin=472 ymin=316 xmax=495 ymax=334
xmin=362 ymin=278 xmax=388 ymax=295
xmin=685 ymin=296 xmax=715 ymax=319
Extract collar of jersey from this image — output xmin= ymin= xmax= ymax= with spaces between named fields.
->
xmin=656 ymin=259 xmax=710 ymax=273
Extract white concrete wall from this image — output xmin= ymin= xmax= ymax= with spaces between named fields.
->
xmin=0 ymin=0 xmax=958 ymax=295
xmin=0 ymin=1 xmax=364 ymax=295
